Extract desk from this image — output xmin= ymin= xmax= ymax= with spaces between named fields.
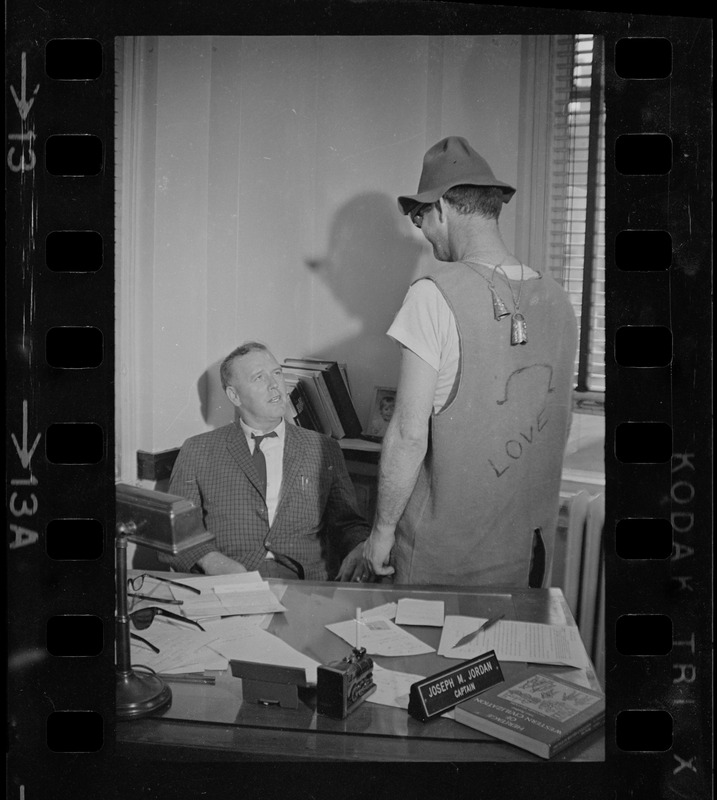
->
xmin=116 ymin=580 xmax=604 ymax=762
xmin=338 ymin=438 xmax=381 ymax=522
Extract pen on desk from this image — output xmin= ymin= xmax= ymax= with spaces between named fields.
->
xmin=452 ymin=613 xmax=505 ymax=649
xmin=127 ymin=593 xmax=183 ymax=605
xmin=158 ymin=673 xmax=216 ymax=685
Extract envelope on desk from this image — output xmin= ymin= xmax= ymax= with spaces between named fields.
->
xmin=326 ymin=616 xmax=434 ymax=657
xmin=395 ymin=598 xmax=445 ymax=627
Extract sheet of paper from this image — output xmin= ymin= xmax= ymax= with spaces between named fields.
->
xmin=130 ymin=619 xmax=228 ymax=674
xmin=368 ymin=664 xmax=423 ymax=709
xmin=208 ymin=625 xmax=321 ymax=685
xmin=550 ymin=667 xmax=592 ymax=689
xmin=438 ymin=616 xmax=590 ymax=668
xmin=144 ymin=572 xmax=285 ymax=617
xmin=178 ymin=588 xmax=286 ymax=618
xmin=170 ymin=571 xmax=265 ymax=593
xmin=130 ymin=615 xmax=271 ymax=673
xmin=368 ymin=665 xmax=454 ymax=719
xmin=270 ymin=583 xmax=288 ymax=604
xmin=159 ymin=650 xmax=229 ymax=674
xmin=326 ymin=617 xmax=435 ymax=657
xmin=128 ymin=585 xmax=179 ymax=605
xmin=362 ymin=602 xmax=397 ymax=621
xmin=214 ymin=580 xmax=273 ymax=594
xmin=395 ymin=598 xmax=445 ymax=627
xmin=201 ymin=612 xmax=273 ymax=630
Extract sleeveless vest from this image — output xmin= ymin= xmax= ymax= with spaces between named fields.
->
xmin=393 ymin=262 xmax=578 ymax=586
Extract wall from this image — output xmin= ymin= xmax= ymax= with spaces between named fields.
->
xmin=116 ymin=35 xmax=523 ymax=477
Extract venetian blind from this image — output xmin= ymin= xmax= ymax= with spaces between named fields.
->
xmin=547 ymin=34 xmax=606 ymax=395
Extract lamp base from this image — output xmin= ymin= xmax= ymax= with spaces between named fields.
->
xmin=116 ymin=669 xmax=172 ymax=719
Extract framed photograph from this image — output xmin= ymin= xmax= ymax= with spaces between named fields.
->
xmin=364 ymin=386 xmax=397 ymax=440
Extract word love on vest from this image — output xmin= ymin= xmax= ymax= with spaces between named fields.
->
xmin=488 ymin=405 xmax=550 ymax=479
xmin=408 ymin=651 xmax=503 ymax=722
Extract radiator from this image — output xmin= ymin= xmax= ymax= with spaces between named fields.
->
xmin=552 ymin=490 xmax=605 ymax=685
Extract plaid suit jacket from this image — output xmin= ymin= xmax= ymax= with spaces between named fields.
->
xmin=162 ymin=421 xmax=369 ymax=580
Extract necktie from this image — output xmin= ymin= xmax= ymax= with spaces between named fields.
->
xmin=251 ymin=431 xmax=277 ymax=495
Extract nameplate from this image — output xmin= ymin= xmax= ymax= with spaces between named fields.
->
xmin=407 ymin=650 xmax=504 ymax=722
xmin=230 ymin=660 xmax=309 ymax=709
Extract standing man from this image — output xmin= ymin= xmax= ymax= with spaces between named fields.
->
xmin=163 ymin=341 xmax=369 ymax=581
xmin=364 ymin=136 xmax=578 ymax=587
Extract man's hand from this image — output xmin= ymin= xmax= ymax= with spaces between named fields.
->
xmin=336 ymin=542 xmax=372 ymax=582
xmin=363 ymin=529 xmax=396 ymax=577
xmin=197 ymin=551 xmax=248 ymax=575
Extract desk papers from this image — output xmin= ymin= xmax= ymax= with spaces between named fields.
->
xmin=362 ymin=602 xmax=397 ymax=621
xmin=395 ymin=598 xmax=445 ymax=627
xmin=130 ymin=615 xmax=321 ymax=683
xmin=130 ymin=620 xmax=229 ymax=674
xmin=552 ymin=666 xmax=592 ymax=689
xmin=173 ymin=571 xmax=264 ymax=592
xmin=368 ymin=664 xmax=423 ymax=709
xmin=207 ymin=622 xmax=322 ymax=685
xmin=326 ymin=616 xmax=434 ymax=657
xmin=368 ymin=665 xmax=455 ymax=719
xmin=438 ymin=616 xmax=590 ymax=669
xmin=170 ymin=572 xmax=287 ymax=618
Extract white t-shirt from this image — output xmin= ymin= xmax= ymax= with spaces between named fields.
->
xmin=387 ymin=279 xmax=459 ymax=413
xmin=387 ymin=264 xmax=540 ymax=413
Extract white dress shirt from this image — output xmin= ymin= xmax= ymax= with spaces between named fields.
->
xmin=239 ymin=418 xmax=285 ymax=533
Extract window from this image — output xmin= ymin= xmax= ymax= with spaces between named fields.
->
xmin=547 ymin=35 xmax=606 ymax=402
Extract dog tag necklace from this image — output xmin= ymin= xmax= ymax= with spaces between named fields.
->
xmin=494 ymin=262 xmax=528 ymax=345
xmin=462 ymin=260 xmax=528 ymax=345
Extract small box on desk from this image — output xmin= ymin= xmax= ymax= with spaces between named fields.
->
xmin=230 ymin=660 xmax=309 ymax=709
xmin=316 ymin=648 xmax=376 ymax=719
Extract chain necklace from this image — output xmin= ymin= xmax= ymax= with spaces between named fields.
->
xmin=462 ymin=260 xmax=528 ymax=346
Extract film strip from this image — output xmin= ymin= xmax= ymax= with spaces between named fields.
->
xmin=5 ymin=5 xmax=712 ymax=799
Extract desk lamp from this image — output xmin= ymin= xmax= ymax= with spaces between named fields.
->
xmin=115 ymin=483 xmax=214 ymax=719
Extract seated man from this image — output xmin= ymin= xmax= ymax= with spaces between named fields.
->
xmin=161 ymin=341 xmax=370 ymax=581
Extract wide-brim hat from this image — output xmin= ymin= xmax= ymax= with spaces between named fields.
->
xmin=397 ymin=136 xmax=516 ymax=215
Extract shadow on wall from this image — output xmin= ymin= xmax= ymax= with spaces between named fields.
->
xmin=198 ymin=361 xmax=234 ymax=430
xmin=194 ymin=191 xmax=427 ymax=431
xmin=133 ymin=194 xmax=423 ymax=570
xmin=304 ymin=191 xmax=426 ymax=418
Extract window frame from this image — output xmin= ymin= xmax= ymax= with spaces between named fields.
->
xmin=516 ymin=34 xmax=606 ymax=414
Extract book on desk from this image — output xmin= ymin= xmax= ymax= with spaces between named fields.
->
xmin=283 ymin=358 xmax=363 ymax=439
xmin=454 ymin=664 xmax=605 ymax=759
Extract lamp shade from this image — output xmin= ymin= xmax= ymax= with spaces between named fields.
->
xmin=116 ymin=483 xmax=213 ymax=555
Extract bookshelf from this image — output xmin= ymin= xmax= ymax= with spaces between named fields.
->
xmin=338 ymin=438 xmax=381 ymax=522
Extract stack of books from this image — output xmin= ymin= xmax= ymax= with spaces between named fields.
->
xmin=282 ymin=358 xmax=363 ymax=440
xmin=454 ymin=665 xmax=605 ymax=759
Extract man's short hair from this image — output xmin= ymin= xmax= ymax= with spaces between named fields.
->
xmin=220 ymin=341 xmax=271 ymax=390
xmin=443 ymin=185 xmax=505 ymax=220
